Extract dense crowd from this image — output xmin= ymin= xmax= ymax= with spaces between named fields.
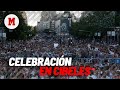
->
xmin=0 ymin=32 xmax=120 ymax=79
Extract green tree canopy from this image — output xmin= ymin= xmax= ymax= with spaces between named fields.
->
xmin=71 ymin=11 xmax=120 ymax=38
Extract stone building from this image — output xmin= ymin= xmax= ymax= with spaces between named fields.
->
xmin=37 ymin=11 xmax=72 ymax=36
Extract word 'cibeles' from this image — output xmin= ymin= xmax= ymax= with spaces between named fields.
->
xmin=9 ymin=57 xmax=72 ymax=66
xmin=40 ymin=66 xmax=93 ymax=76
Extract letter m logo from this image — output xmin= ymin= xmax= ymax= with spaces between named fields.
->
xmin=8 ymin=18 xmax=15 ymax=26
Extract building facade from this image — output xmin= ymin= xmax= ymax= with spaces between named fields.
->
xmin=37 ymin=11 xmax=72 ymax=36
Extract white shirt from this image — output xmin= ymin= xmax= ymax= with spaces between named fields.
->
xmin=106 ymin=76 xmax=111 ymax=79
xmin=40 ymin=76 xmax=45 ymax=79
xmin=31 ymin=76 xmax=38 ymax=79
xmin=87 ymin=44 xmax=91 ymax=49
xmin=69 ymin=76 xmax=77 ymax=79
xmin=91 ymin=75 xmax=97 ymax=79
xmin=109 ymin=72 xmax=113 ymax=78
xmin=0 ymin=75 xmax=5 ymax=79
xmin=109 ymin=51 xmax=114 ymax=55
xmin=31 ymin=71 xmax=35 ymax=76
xmin=94 ymin=47 xmax=98 ymax=51
xmin=99 ymin=63 xmax=104 ymax=68
xmin=87 ymin=75 xmax=91 ymax=79
xmin=51 ymin=76 xmax=55 ymax=79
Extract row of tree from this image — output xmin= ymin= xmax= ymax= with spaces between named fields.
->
xmin=0 ymin=11 xmax=37 ymax=41
xmin=71 ymin=11 xmax=120 ymax=38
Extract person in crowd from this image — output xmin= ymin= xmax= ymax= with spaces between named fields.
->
xmin=0 ymin=33 xmax=120 ymax=79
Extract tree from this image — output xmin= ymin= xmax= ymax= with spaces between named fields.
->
xmin=71 ymin=11 xmax=119 ymax=38
xmin=115 ymin=11 xmax=120 ymax=26
xmin=0 ymin=11 xmax=5 ymax=27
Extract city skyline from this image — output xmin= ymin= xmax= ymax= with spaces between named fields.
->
xmin=25 ymin=11 xmax=83 ymax=26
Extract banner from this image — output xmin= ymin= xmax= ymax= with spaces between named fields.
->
xmin=112 ymin=31 xmax=115 ymax=36
xmin=98 ymin=32 xmax=101 ymax=36
xmin=54 ymin=43 xmax=59 ymax=48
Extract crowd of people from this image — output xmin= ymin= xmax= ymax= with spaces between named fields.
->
xmin=0 ymin=32 xmax=120 ymax=79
